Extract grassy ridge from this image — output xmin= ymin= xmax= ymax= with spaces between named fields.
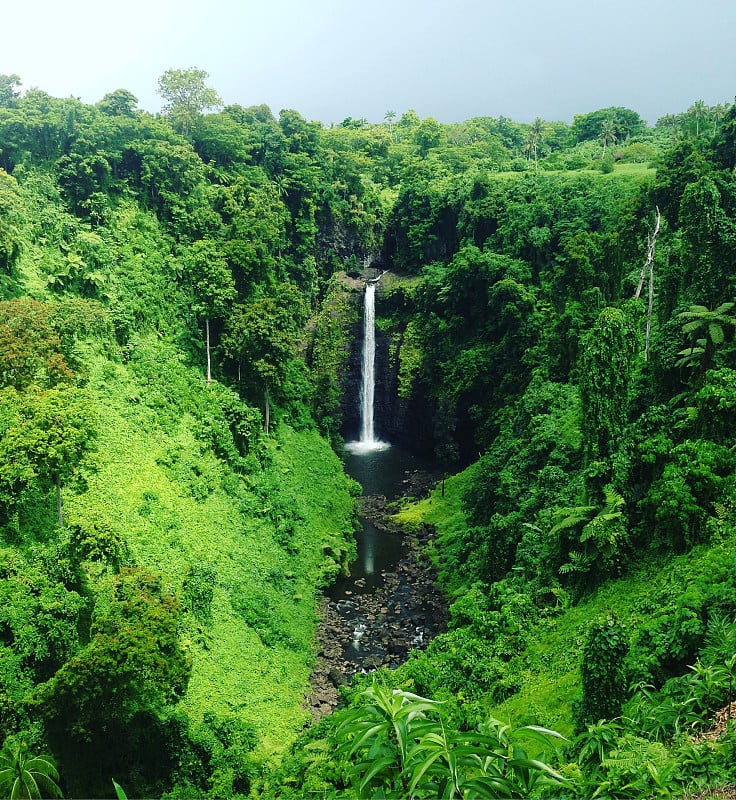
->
xmin=392 ymin=468 xmax=736 ymax=739
xmin=65 ymin=338 xmax=358 ymax=756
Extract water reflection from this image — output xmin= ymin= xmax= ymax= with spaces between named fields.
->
xmin=327 ymin=443 xmax=431 ymax=604
xmin=342 ymin=444 xmax=429 ymax=500
xmin=364 ymin=533 xmax=375 ymax=575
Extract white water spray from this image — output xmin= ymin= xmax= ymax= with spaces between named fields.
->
xmin=345 ymin=280 xmax=390 ymax=454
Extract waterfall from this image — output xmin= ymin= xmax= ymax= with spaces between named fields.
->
xmin=360 ymin=282 xmax=377 ymax=443
xmin=346 ymin=281 xmax=390 ymax=454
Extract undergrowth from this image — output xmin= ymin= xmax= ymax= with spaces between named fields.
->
xmin=64 ymin=340 xmax=358 ymax=758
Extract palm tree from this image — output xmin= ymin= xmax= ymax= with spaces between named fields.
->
xmin=384 ymin=109 xmax=396 ymax=140
xmin=0 ymin=740 xmax=62 ymax=799
xmin=689 ymin=99 xmax=708 ymax=137
xmin=272 ymin=173 xmax=288 ymax=199
xmin=600 ymin=117 xmax=617 ymax=156
xmin=711 ymin=104 xmax=726 ymax=134
xmin=525 ymin=117 xmax=546 ymax=171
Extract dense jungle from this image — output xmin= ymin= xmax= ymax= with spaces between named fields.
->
xmin=1 ymin=69 xmax=736 ymax=798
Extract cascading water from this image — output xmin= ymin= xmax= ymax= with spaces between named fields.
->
xmin=313 ymin=277 xmax=446 ymax=693
xmin=359 ymin=282 xmax=377 ymax=444
xmin=345 ymin=280 xmax=390 ymax=454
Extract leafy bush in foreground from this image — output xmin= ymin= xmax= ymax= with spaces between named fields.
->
xmin=335 ymin=681 xmax=568 ymax=798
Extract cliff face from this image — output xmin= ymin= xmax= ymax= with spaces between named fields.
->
xmin=340 ymin=285 xmax=436 ymax=459
xmin=339 ymin=312 xmax=363 ymax=441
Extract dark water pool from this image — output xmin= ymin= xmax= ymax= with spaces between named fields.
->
xmin=327 ymin=443 xmax=430 ymax=603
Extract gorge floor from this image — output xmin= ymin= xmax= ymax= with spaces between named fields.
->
xmin=308 ymin=472 xmax=449 ymax=720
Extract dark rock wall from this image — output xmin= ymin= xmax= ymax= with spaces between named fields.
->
xmin=339 ymin=313 xmax=364 ymax=441
xmin=340 ymin=286 xmax=436 ymax=459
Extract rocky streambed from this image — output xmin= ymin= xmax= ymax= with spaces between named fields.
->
xmin=308 ymin=475 xmax=449 ymax=721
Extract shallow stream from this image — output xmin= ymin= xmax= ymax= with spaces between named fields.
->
xmin=328 ymin=444 xmax=426 ymax=600
xmin=308 ymin=443 xmax=448 ymax=719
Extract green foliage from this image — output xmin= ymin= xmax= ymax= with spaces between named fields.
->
xmin=335 ymin=680 xmax=567 ymax=798
xmin=0 ymin=169 xmax=24 ymax=279
xmin=112 ymin=778 xmax=127 ymax=800
xmin=156 ymin=68 xmax=223 ymax=137
xmin=692 ymin=368 xmax=736 ymax=443
xmin=167 ymin=711 xmax=259 ymax=798
xmin=181 ymin=563 xmax=217 ymax=623
xmin=0 ymin=739 xmax=61 ymax=799
xmin=572 ymin=107 xmax=647 ymax=144
xmin=676 ymin=302 xmax=736 ymax=379
xmin=599 ymin=153 xmax=615 ymax=173
xmin=0 ymin=386 xmax=96 ymax=526
xmin=617 ymin=141 xmax=658 ymax=164
xmin=579 ymin=306 xmax=639 ymax=465
xmin=0 ymin=299 xmax=75 ymax=391
xmin=577 ymin=616 xmax=630 ymax=730
xmin=639 ymin=439 xmax=736 ymax=550
xmin=31 ymin=567 xmax=191 ymax=740
xmin=3 ymin=75 xmax=736 ymax=799
xmin=304 ymin=274 xmax=359 ymax=439
xmin=186 ymin=238 xmax=236 ymax=322
xmin=392 ymin=315 xmax=421 ymax=401
xmin=556 ymin=484 xmax=629 ymax=586
xmin=222 ymin=282 xmax=308 ymax=431
xmin=66 ymin=509 xmax=127 ymax=570
xmin=623 ymin=546 xmax=736 ymax=688
xmin=0 ymin=548 xmax=85 ymax=733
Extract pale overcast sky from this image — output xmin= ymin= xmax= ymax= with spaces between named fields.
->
xmin=3 ymin=0 xmax=735 ymax=126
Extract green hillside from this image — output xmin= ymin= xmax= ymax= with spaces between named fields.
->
xmin=2 ymin=69 xmax=736 ymax=798
xmin=67 ymin=346 xmax=356 ymax=750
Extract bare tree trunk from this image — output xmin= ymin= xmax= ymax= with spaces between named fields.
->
xmin=205 ymin=317 xmax=211 ymax=385
xmin=56 ymin=475 xmax=63 ymax=528
xmin=634 ymin=207 xmax=661 ymax=361
xmin=646 ymin=255 xmax=655 ymax=361
xmin=264 ymin=383 xmax=270 ymax=436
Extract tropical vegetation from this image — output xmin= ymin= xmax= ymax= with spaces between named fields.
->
xmin=1 ymin=67 xmax=735 ymax=797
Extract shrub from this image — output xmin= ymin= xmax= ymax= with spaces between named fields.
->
xmin=182 ymin=563 xmax=217 ymax=622
xmin=576 ymin=616 xmax=629 ymax=731
xmin=616 ymin=142 xmax=657 ymax=163
xmin=335 ymin=680 xmax=568 ymax=798
xmin=599 ymin=154 xmax=615 ymax=173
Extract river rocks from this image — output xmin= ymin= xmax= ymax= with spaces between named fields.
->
xmin=308 ymin=520 xmax=448 ymax=722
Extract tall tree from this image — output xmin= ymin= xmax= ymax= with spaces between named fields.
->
xmin=0 ymin=387 xmax=96 ymax=526
xmin=633 ymin=207 xmax=661 ymax=361
xmin=689 ymin=99 xmax=708 ymax=137
xmin=677 ymin=175 xmax=732 ymax=300
xmin=572 ymin=106 xmax=645 ymax=143
xmin=223 ymin=282 xmax=307 ymax=434
xmin=525 ymin=117 xmax=546 ymax=170
xmin=599 ymin=117 xmax=617 ymax=156
xmin=156 ymin=67 xmax=222 ymax=136
xmin=579 ymin=307 xmax=637 ymax=469
xmin=414 ymin=117 xmax=445 ymax=156
xmin=96 ymin=88 xmax=138 ymax=117
xmin=186 ymin=238 xmax=236 ymax=384
xmin=384 ymin=109 xmax=397 ymax=140
xmin=0 ymin=73 xmax=21 ymax=107
xmin=31 ymin=567 xmax=191 ymax=754
xmin=0 ymin=170 xmax=25 ymax=276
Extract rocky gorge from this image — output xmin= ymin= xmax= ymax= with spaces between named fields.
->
xmin=307 ymin=470 xmax=449 ymax=721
